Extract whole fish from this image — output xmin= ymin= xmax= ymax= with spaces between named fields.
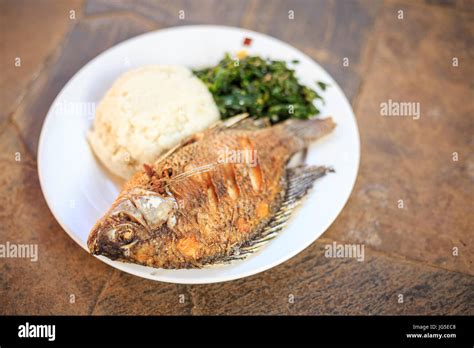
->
xmin=87 ymin=116 xmax=336 ymax=268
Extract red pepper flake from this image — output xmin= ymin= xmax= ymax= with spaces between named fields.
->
xmin=243 ymin=37 xmax=253 ymax=46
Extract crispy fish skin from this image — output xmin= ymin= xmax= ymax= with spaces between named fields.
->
xmin=87 ymin=117 xmax=336 ymax=268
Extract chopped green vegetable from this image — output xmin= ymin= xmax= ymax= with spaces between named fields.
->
xmin=193 ymin=54 xmax=328 ymax=124
xmin=317 ymin=81 xmax=329 ymax=91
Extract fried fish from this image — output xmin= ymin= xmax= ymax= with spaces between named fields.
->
xmin=87 ymin=115 xmax=336 ymax=268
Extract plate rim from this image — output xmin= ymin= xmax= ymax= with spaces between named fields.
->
xmin=37 ymin=24 xmax=361 ymax=284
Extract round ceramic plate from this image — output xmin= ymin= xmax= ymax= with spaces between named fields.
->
xmin=38 ymin=25 xmax=360 ymax=284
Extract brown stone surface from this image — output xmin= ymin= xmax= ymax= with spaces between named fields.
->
xmin=91 ymin=271 xmax=191 ymax=315
xmin=84 ymin=0 xmax=250 ymax=27
xmin=324 ymin=1 xmax=474 ymax=275
xmin=1 ymin=0 xmax=472 ymax=315
xmin=0 ymin=0 xmax=83 ymax=129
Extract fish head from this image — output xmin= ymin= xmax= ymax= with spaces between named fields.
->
xmin=87 ymin=188 xmax=178 ymax=260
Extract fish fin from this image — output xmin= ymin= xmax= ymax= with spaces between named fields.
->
xmin=284 ymin=117 xmax=336 ymax=147
xmin=222 ymin=165 xmax=334 ymax=263
xmin=219 ymin=113 xmax=250 ymax=128
xmin=203 ymin=113 xmax=251 ymax=133
xmin=229 ymin=116 xmax=271 ymax=130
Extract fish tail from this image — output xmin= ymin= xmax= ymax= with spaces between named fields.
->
xmin=284 ymin=117 xmax=336 ymax=146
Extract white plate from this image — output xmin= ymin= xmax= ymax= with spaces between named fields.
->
xmin=38 ymin=25 xmax=360 ymax=284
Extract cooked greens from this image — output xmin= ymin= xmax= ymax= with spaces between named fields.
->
xmin=194 ymin=54 xmax=328 ymax=123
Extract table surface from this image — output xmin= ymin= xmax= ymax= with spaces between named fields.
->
xmin=0 ymin=0 xmax=472 ymax=315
